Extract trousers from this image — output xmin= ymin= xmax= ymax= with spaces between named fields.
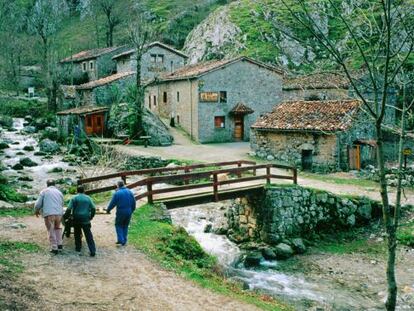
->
xmin=73 ymin=223 xmax=96 ymax=255
xmin=115 ymin=213 xmax=132 ymax=245
xmin=44 ymin=215 xmax=63 ymax=250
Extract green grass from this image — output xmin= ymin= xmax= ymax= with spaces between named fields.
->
xmin=397 ymin=220 xmax=414 ymax=247
xmin=0 ymin=208 xmax=32 ymax=218
xmin=0 ymin=184 xmax=28 ymax=203
xmin=0 ymin=241 xmax=40 ymax=275
xmin=0 ymin=98 xmax=49 ymax=118
xmin=301 ymin=172 xmax=378 ymax=188
xmin=129 ymin=204 xmax=292 ymax=311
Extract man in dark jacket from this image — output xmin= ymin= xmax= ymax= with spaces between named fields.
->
xmin=65 ymin=185 xmax=96 ymax=256
xmin=106 ymin=180 xmax=136 ymax=246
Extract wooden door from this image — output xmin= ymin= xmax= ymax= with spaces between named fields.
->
xmin=301 ymin=150 xmax=313 ymax=171
xmin=234 ymin=116 xmax=244 ymax=141
xmin=348 ymin=145 xmax=361 ymax=170
xmin=85 ymin=115 xmax=93 ymax=135
xmin=93 ymin=114 xmax=104 ymax=135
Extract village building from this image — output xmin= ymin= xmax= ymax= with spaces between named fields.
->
xmin=112 ymin=41 xmax=188 ymax=82
xmin=250 ymin=100 xmax=376 ymax=172
xmin=282 ymin=72 xmax=350 ymax=101
xmin=145 ymin=56 xmax=284 ymax=143
xmin=57 ymin=106 xmax=109 ymax=138
xmin=59 ymin=46 xmax=128 ymax=83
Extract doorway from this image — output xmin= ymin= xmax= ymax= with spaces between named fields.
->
xmin=85 ymin=113 xmax=104 ymax=135
xmin=301 ymin=150 xmax=313 ymax=171
xmin=348 ymin=144 xmax=361 ymax=170
xmin=234 ymin=115 xmax=244 ymax=141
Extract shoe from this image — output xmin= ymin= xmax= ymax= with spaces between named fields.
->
xmin=115 ymin=241 xmax=122 ymax=245
xmin=90 ymin=253 xmax=96 ymax=257
xmin=58 ymin=245 xmax=63 ymax=250
xmin=50 ymin=250 xmax=58 ymax=255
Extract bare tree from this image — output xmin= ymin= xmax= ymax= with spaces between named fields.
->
xmin=268 ymin=0 xmax=414 ymax=309
xmin=88 ymin=0 xmax=120 ymax=47
xmin=29 ymin=0 xmax=68 ymax=111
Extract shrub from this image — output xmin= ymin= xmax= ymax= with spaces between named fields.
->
xmin=0 ymin=98 xmax=49 ymax=118
xmin=0 ymin=115 xmax=13 ymax=128
xmin=397 ymin=221 xmax=414 ymax=247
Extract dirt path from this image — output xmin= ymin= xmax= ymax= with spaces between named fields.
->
xmin=0 ymin=207 xmax=261 ymax=311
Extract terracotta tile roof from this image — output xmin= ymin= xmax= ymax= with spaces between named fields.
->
xmin=76 ymin=71 xmax=136 ymax=90
xmin=156 ymin=56 xmax=284 ymax=82
xmin=230 ymin=102 xmax=254 ymax=115
xmin=60 ymin=46 xmax=124 ymax=63
xmin=283 ymin=72 xmax=350 ymax=90
xmin=252 ymin=100 xmax=362 ymax=132
xmin=57 ymin=106 xmax=109 ymax=116
xmin=112 ymin=41 xmax=188 ymax=60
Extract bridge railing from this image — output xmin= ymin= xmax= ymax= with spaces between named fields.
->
xmin=79 ymin=160 xmax=257 ymax=195
xmin=78 ymin=160 xmax=297 ymax=204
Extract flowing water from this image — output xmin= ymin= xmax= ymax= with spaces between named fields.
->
xmin=170 ymin=203 xmax=383 ymax=310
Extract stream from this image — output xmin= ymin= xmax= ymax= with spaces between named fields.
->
xmin=170 ymin=203 xmax=385 ymax=311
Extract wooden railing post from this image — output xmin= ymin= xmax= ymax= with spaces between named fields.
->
xmin=237 ymin=161 xmax=242 ymax=178
xmin=184 ymin=167 xmax=190 ymax=185
xmin=121 ymin=174 xmax=127 ymax=185
xmin=266 ymin=166 xmax=271 ymax=185
xmin=213 ymin=173 xmax=219 ymax=202
xmin=293 ymin=168 xmax=298 ymax=184
xmin=147 ymin=181 xmax=153 ymax=204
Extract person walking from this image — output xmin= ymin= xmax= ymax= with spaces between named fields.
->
xmin=34 ymin=179 xmax=64 ymax=255
xmin=65 ymin=185 xmax=96 ymax=257
xmin=106 ymin=180 xmax=136 ymax=246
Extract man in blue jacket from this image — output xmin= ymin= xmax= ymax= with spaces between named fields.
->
xmin=106 ymin=180 xmax=136 ymax=246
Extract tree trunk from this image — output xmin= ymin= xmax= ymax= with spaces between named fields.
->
xmin=376 ymin=124 xmax=397 ymax=311
xmin=135 ymin=53 xmax=143 ymax=133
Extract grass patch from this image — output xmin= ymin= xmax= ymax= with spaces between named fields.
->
xmin=0 ymin=241 xmax=40 ymax=275
xmin=90 ymin=191 xmax=113 ymax=205
xmin=129 ymin=204 xmax=292 ymax=311
xmin=0 ymin=208 xmax=32 ymax=218
xmin=0 ymin=98 xmax=48 ymax=118
xmin=397 ymin=220 xmax=414 ymax=247
xmin=301 ymin=172 xmax=378 ymax=188
xmin=0 ymin=184 xmax=28 ymax=203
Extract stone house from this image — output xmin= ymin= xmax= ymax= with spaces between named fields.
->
xmin=59 ymin=46 xmax=127 ymax=83
xmin=56 ymin=106 xmax=109 ymax=138
xmin=283 ymin=72 xmax=350 ymax=101
xmin=251 ymin=100 xmax=376 ymax=172
xmin=145 ymin=56 xmax=284 ymax=143
xmin=112 ymin=41 xmax=188 ymax=82
xmin=76 ymin=71 xmax=136 ymax=106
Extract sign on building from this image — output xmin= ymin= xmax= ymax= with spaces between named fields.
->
xmin=199 ymin=92 xmax=219 ymax=102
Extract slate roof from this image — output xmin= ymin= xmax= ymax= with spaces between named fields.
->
xmin=57 ymin=106 xmax=109 ymax=116
xmin=60 ymin=46 xmax=123 ymax=63
xmin=252 ymin=100 xmax=362 ymax=132
xmin=283 ymin=72 xmax=350 ymax=90
xmin=230 ymin=102 xmax=254 ymax=115
xmin=112 ymin=41 xmax=188 ymax=60
xmin=76 ymin=71 xmax=136 ymax=90
xmin=155 ymin=56 xmax=284 ymax=82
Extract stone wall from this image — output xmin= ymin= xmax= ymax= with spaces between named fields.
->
xmin=227 ymin=186 xmax=381 ymax=244
xmin=283 ymin=88 xmax=349 ymax=101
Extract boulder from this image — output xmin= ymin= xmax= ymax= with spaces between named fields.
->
xmin=12 ymin=163 xmax=24 ymax=170
xmin=24 ymin=115 xmax=33 ymax=122
xmin=18 ymin=176 xmax=34 ymax=182
xmin=34 ymin=151 xmax=46 ymax=156
xmin=41 ymin=127 xmax=59 ymax=141
xmin=23 ymin=145 xmax=35 ymax=151
xmin=244 ymin=251 xmax=263 ymax=267
xmin=11 ymin=141 xmax=20 ymax=145
xmin=19 ymin=157 xmax=38 ymax=167
xmin=22 ymin=126 xmax=37 ymax=134
xmin=142 ymin=109 xmax=173 ymax=146
xmin=48 ymin=167 xmax=64 ymax=173
xmin=261 ymin=247 xmax=277 ymax=260
xmin=0 ymin=142 xmax=9 ymax=150
xmin=204 ymin=223 xmax=213 ymax=233
xmin=16 ymin=152 xmax=25 ymax=156
xmin=274 ymin=243 xmax=294 ymax=259
xmin=39 ymin=139 xmax=60 ymax=154
xmin=0 ymin=200 xmax=13 ymax=209
xmin=291 ymin=238 xmax=307 ymax=254
xmin=266 ymin=155 xmax=275 ymax=161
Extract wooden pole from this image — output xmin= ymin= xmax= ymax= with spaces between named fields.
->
xmin=266 ymin=166 xmax=271 ymax=185
xmin=237 ymin=161 xmax=242 ymax=178
xmin=293 ymin=168 xmax=298 ymax=184
xmin=213 ymin=173 xmax=218 ymax=202
xmin=147 ymin=181 xmax=153 ymax=204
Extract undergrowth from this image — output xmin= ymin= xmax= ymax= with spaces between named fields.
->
xmin=0 ymin=241 xmax=40 ymax=276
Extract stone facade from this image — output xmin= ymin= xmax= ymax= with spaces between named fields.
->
xmin=227 ymin=186 xmax=381 ymax=244
xmin=145 ymin=58 xmax=283 ymax=143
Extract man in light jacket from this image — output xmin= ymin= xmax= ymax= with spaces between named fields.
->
xmin=106 ymin=180 xmax=136 ymax=246
xmin=35 ymin=179 xmax=64 ymax=255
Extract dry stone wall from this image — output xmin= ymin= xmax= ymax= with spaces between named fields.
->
xmin=227 ymin=186 xmax=381 ymax=245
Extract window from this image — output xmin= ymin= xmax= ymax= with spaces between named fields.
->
xmin=214 ymin=116 xmax=225 ymax=128
xmin=90 ymin=61 xmax=94 ymax=70
xmin=163 ymin=92 xmax=167 ymax=103
xmin=153 ymin=95 xmax=157 ymax=106
xmin=157 ymin=54 xmax=164 ymax=63
xmin=150 ymin=54 xmax=156 ymax=63
xmin=177 ymin=92 xmax=180 ymax=102
xmin=219 ymin=91 xmax=227 ymax=103
xmin=82 ymin=62 xmax=87 ymax=72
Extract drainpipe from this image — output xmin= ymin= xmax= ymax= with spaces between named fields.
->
xmin=189 ymin=78 xmax=193 ymax=140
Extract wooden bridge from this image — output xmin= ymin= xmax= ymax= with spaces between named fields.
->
xmin=78 ymin=160 xmax=297 ymax=209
